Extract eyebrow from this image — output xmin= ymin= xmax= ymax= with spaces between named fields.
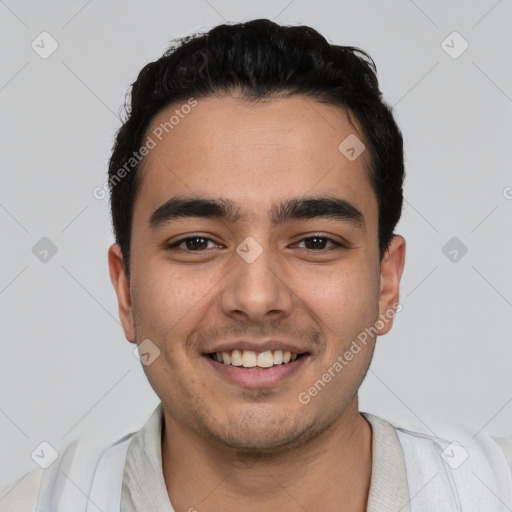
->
xmin=149 ymin=195 xmax=365 ymax=230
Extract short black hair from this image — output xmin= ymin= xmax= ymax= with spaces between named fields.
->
xmin=108 ymin=19 xmax=404 ymax=278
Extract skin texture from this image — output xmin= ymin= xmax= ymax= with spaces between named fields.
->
xmin=109 ymin=94 xmax=406 ymax=511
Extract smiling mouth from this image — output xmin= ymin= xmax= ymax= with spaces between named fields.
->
xmin=207 ymin=349 xmax=307 ymax=369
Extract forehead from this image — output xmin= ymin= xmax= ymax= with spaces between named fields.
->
xmin=133 ymin=95 xmax=377 ymax=227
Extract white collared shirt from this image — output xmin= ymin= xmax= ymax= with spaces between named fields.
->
xmin=1 ymin=403 xmax=511 ymax=511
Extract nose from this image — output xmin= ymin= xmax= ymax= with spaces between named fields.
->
xmin=220 ymin=240 xmax=294 ymax=324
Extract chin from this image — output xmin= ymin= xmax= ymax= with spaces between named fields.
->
xmin=202 ymin=412 xmax=320 ymax=454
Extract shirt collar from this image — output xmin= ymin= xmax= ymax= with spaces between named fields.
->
xmin=362 ymin=411 xmax=412 ymax=512
xmin=122 ymin=404 xmax=412 ymax=511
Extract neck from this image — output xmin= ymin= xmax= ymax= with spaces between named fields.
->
xmin=161 ymin=398 xmax=372 ymax=512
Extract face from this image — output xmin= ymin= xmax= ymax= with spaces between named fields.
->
xmin=109 ymin=94 xmax=405 ymax=453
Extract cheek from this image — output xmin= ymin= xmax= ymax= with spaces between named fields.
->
xmin=132 ymin=264 xmax=225 ymax=383
xmin=296 ymin=264 xmax=379 ymax=331
xmin=136 ymin=260 xmax=218 ymax=326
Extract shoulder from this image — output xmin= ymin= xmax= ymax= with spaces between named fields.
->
xmin=363 ymin=411 xmax=512 ymax=473
xmin=0 ymin=468 xmax=43 ymax=512
xmin=491 ymin=435 xmax=512 ymax=473
xmin=0 ymin=431 xmax=134 ymax=512
xmin=0 ymin=406 xmax=159 ymax=512
xmin=363 ymin=412 xmax=512 ymax=507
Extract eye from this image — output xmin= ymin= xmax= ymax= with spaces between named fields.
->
xmin=166 ymin=234 xmax=347 ymax=253
xmin=294 ymin=235 xmax=346 ymax=250
xmin=166 ymin=236 xmax=220 ymax=251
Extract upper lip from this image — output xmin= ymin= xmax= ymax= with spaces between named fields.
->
xmin=203 ymin=340 xmax=310 ymax=355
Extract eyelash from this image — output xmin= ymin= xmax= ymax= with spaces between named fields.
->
xmin=166 ymin=235 xmax=347 ymax=252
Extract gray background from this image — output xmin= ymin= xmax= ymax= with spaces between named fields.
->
xmin=1 ymin=0 xmax=511 ymax=490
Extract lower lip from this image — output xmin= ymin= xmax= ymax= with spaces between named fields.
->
xmin=204 ymin=354 xmax=309 ymax=388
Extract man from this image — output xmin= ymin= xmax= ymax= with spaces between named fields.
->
xmin=2 ymin=18 xmax=511 ymax=512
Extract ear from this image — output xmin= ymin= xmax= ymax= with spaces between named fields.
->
xmin=108 ymin=243 xmax=136 ymax=343
xmin=378 ymin=235 xmax=406 ymax=336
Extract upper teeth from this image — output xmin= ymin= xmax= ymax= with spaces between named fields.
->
xmin=212 ymin=350 xmax=299 ymax=367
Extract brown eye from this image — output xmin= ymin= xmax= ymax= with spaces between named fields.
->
xmin=295 ymin=236 xmax=344 ymax=250
xmin=167 ymin=236 xmax=217 ymax=251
